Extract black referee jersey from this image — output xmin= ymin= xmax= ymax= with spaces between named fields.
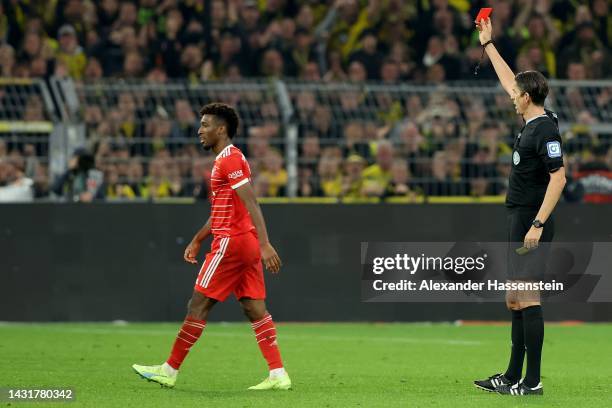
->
xmin=506 ymin=109 xmax=563 ymax=279
xmin=506 ymin=109 xmax=564 ymax=208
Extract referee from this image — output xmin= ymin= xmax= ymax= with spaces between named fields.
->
xmin=472 ymin=18 xmax=566 ymax=396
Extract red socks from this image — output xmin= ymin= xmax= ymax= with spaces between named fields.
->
xmin=251 ymin=313 xmax=283 ymax=370
xmin=166 ymin=317 xmax=206 ymax=369
xmin=165 ymin=314 xmax=282 ymax=371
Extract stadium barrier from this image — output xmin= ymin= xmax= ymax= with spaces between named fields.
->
xmin=1 ymin=203 xmax=610 ymax=322
xmin=2 ymin=78 xmax=611 ymax=199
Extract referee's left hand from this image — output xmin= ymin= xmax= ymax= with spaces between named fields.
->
xmin=524 ymin=226 xmax=543 ymax=249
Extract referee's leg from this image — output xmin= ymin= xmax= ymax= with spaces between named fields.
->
xmin=507 ymin=288 xmax=544 ymax=390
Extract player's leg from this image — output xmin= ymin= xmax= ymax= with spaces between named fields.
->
xmin=240 ymin=298 xmax=284 ymax=371
xmin=240 ymin=298 xmax=291 ymax=390
xmin=132 ymin=237 xmax=230 ymax=388
xmin=234 ymin=231 xmax=290 ymax=390
xmin=132 ymin=291 xmax=217 ymax=387
xmin=163 ymin=235 xmax=243 ymax=372
xmin=165 ymin=291 xmax=217 ymax=370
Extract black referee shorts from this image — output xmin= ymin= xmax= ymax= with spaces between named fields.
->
xmin=507 ymin=206 xmax=555 ymax=281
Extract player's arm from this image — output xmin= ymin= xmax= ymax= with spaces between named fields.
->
xmin=235 ymin=182 xmax=282 ymax=273
xmin=183 ymin=217 xmax=211 ymax=264
xmin=476 ymin=18 xmax=515 ymax=97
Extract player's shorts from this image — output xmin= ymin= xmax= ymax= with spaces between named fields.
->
xmin=194 ymin=230 xmax=265 ymax=301
xmin=506 ymin=206 xmax=555 ymax=281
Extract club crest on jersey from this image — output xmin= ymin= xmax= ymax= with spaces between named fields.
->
xmin=546 ymin=141 xmax=562 ymax=158
xmin=228 ymin=170 xmax=244 ymax=179
xmin=513 ymin=151 xmax=520 ymax=165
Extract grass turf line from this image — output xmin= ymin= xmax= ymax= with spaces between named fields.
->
xmin=1 ymin=322 xmax=610 ymax=407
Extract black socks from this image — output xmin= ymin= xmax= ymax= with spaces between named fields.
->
xmin=504 ymin=305 xmax=544 ymax=387
xmin=504 ymin=309 xmax=525 ymax=383
xmin=522 ymin=305 xmax=544 ymax=388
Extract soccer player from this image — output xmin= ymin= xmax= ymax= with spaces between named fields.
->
xmin=472 ymin=19 xmax=566 ymax=396
xmin=132 ymin=103 xmax=291 ymax=390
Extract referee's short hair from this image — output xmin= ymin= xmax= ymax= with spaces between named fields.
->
xmin=515 ymin=71 xmax=549 ymax=107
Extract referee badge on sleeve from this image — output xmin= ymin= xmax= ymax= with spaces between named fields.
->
xmin=513 ymin=151 xmax=520 ymax=165
xmin=546 ymin=141 xmax=562 ymax=158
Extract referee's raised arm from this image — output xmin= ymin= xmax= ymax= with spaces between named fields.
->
xmin=476 ymin=18 xmax=515 ymax=97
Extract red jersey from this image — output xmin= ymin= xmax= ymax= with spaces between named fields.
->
xmin=209 ymin=144 xmax=255 ymax=237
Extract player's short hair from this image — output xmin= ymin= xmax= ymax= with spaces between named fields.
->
xmin=515 ymin=70 xmax=549 ymax=107
xmin=199 ymin=102 xmax=239 ymax=139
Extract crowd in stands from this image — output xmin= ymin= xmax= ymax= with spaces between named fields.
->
xmin=0 ymin=0 xmax=611 ymax=202
xmin=2 ymin=0 xmax=611 ymax=81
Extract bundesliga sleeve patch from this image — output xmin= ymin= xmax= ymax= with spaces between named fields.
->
xmin=546 ymin=141 xmax=562 ymax=158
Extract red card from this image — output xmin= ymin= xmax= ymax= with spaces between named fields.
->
xmin=475 ymin=7 xmax=493 ymax=23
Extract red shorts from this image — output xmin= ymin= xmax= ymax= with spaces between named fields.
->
xmin=194 ymin=231 xmax=265 ymax=302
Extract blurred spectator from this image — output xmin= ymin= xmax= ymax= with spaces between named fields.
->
xmin=591 ymin=0 xmax=611 ymax=48
xmin=343 ymin=122 xmax=370 ymax=159
xmin=253 ymin=175 xmax=271 ymax=198
xmin=0 ymin=157 xmax=34 ymax=202
xmin=347 ymin=60 xmax=367 ymax=82
xmin=426 ymin=150 xmax=466 ymax=196
xmin=259 ymin=149 xmax=288 ymax=197
xmin=422 ymin=35 xmax=462 ymax=81
xmin=171 ymin=100 xmax=198 ymax=140
xmin=361 ymin=140 xmax=394 ymax=197
xmin=385 ymin=159 xmax=417 ymax=200
xmin=348 ymin=30 xmax=383 ymax=80
xmin=141 ymin=156 xmax=172 ymax=199
xmin=573 ymin=145 xmax=612 ymax=203
xmin=261 ymin=48 xmax=285 ymax=77
xmin=559 ymin=22 xmax=610 ymax=80
xmin=297 ymin=166 xmax=316 ymax=197
xmin=316 ymin=147 xmax=343 ymax=197
xmin=56 ymin=24 xmax=87 ymax=80
xmin=51 ymin=148 xmax=104 ymax=202
xmin=102 ymin=164 xmax=137 ymax=199
xmin=341 ymin=153 xmax=365 ymax=198
xmin=126 ymin=158 xmax=145 ymax=197
xmin=490 ymin=153 xmax=512 ymax=195
xmin=182 ymin=157 xmax=211 ymax=200
xmin=0 ymin=44 xmax=16 ymax=76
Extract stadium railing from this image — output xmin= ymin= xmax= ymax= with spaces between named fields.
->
xmin=1 ymin=78 xmax=610 ymax=202
xmin=0 ymin=78 xmax=58 ymax=192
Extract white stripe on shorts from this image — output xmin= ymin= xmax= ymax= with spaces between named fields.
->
xmin=197 ymin=237 xmax=228 ymax=287
xmin=201 ymin=237 xmax=230 ymax=288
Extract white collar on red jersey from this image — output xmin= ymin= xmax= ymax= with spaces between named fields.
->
xmin=215 ymin=144 xmax=234 ymax=160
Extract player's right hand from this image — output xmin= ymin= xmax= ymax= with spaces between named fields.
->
xmin=184 ymin=240 xmax=201 ymax=264
xmin=261 ymin=242 xmax=282 ymax=274
xmin=476 ymin=17 xmax=492 ymax=45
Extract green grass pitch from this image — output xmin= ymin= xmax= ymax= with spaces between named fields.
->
xmin=1 ymin=322 xmax=611 ymax=407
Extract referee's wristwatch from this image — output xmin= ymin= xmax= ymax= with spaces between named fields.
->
xmin=532 ymin=219 xmax=544 ymax=228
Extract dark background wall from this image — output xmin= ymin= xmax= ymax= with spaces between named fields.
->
xmin=1 ymin=204 xmax=611 ymax=322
